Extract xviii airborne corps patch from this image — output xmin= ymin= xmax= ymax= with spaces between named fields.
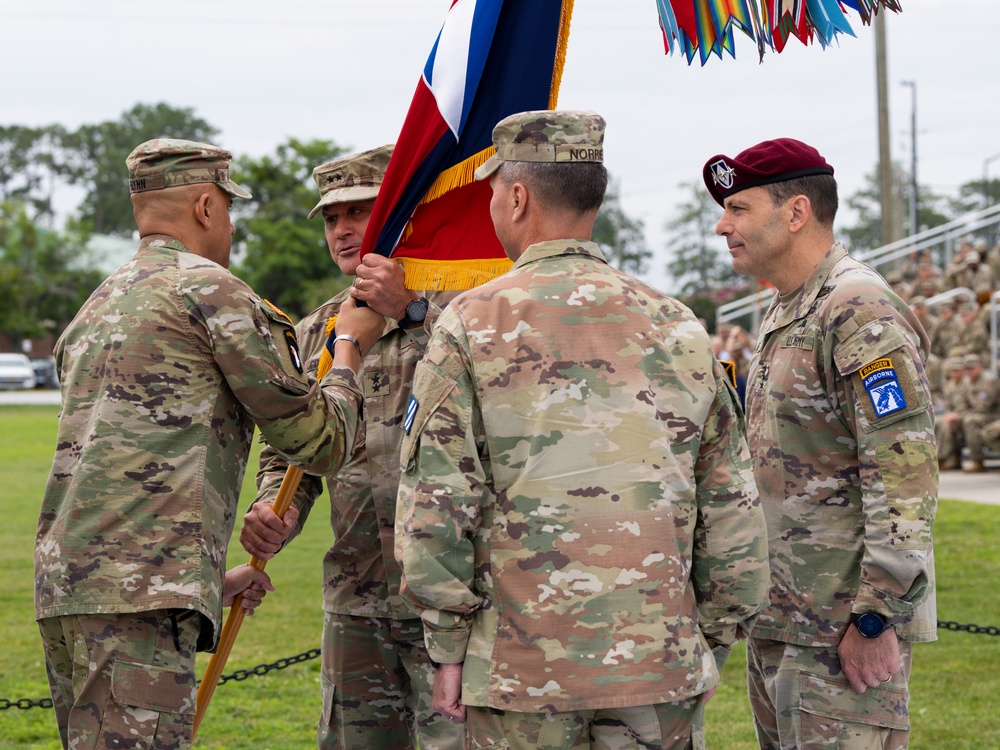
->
xmin=860 ymin=358 xmax=907 ymax=418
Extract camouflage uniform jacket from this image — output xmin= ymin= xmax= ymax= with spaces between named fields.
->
xmin=396 ymin=240 xmax=770 ymax=712
xmin=255 ymin=288 xmax=453 ymax=619
xmin=962 ymin=370 xmax=1000 ymax=417
xmin=746 ymin=243 xmax=938 ymax=648
xmin=35 ymin=236 xmax=363 ymax=650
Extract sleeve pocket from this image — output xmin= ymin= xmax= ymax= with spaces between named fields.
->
xmin=252 ymin=299 xmax=310 ymax=395
xmin=399 ymin=363 xmax=458 ymax=472
xmin=834 ymin=321 xmax=928 ymax=433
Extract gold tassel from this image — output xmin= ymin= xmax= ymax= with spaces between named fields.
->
xmin=550 ymin=0 xmax=575 ymax=108
xmin=316 ymin=314 xmax=339 ymax=377
xmin=419 ymin=147 xmax=496 ymax=206
xmin=399 ymin=256 xmax=513 ymax=291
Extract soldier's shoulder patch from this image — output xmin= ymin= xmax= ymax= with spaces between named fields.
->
xmin=404 ymin=395 xmax=418 ymax=435
xmin=263 ymin=299 xmax=294 ymax=327
xmin=284 ymin=330 xmax=303 ymax=374
xmin=859 ymin=357 xmax=907 ymax=418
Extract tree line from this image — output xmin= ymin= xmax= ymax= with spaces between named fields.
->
xmin=2 ymin=101 xmax=997 ymax=346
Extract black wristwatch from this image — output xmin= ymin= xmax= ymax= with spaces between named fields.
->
xmin=851 ymin=611 xmax=892 ymax=638
xmin=399 ymin=296 xmax=429 ymax=328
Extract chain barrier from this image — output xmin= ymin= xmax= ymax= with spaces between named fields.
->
xmin=4 ymin=623 xmax=998 ymax=711
xmin=935 ymin=620 xmax=1000 ymax=637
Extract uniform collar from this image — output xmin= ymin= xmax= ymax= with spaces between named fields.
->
xmin=512 ymin=239 xmax=608 ymax=270
xmin=762 ymin=242 xmax=847 ymax=334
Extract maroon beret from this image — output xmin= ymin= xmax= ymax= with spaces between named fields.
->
xmin=703 ymin=138 xmax=834 ymax=206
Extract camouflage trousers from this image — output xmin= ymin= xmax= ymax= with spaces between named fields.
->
xmin=934 ymin=415 xmax=964 ymax=461
xmin=464 ymin=695 xmax=707 ymax=750
xmin=962 ymin=414 xmax=1000 ymax=461
xmin=37 ymin=609 xmax=200 ymax=750
xmin=747 ymin=637 xmax=913 ymax=750
xmin=318 ymin=612 xmax=462 ymax=750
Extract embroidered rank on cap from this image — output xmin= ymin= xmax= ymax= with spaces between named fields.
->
xmin=284 ymin=330 xmax=303 ymax=374
xmin=404 ymin=395 xmax=419 ymax=435
xmin=860 ymin=357 xmax=907 ymax=418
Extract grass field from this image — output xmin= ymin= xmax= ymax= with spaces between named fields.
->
xmin=1 ymin=404 xmax=998 ymax=749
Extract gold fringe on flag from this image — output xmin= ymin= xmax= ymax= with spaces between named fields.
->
xmin=400 ymin=256 xmax=513 ymax=291
xmin=550 ymin=0 xmax=575 ymax=108
xmin=420 ymin=147 xmax=496 ymax=206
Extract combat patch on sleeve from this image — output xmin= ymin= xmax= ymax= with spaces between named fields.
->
xmin=284 ymin=330 xmax=303 ymax=374
xmin=405 ymin=395 xmax=418 ymax=435
xmin=859 ymin=358 xmax=907 ymax=418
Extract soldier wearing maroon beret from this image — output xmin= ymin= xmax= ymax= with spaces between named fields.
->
xmin=705 ymin=138 xmax=938 ymax=749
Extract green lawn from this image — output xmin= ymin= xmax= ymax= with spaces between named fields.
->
xmin=1 ymin=404 xmax=997 ymax=748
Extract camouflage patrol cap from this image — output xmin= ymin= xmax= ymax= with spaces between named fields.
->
xmin=308 ymin=144 xmax=393 ymax=220
xmin=962 ymin=353 xmax=983 ymax=369
xmin=944 ymin=357 xmax=965 ymax=373
xmin=957 ymin=298 xmax=979 ymax=313
xmin=474 ymin=109 xmax=606 ymax=181
xmin=909 ymin=295 xmax=927 ymax=307
xmin=126 ymin=139 xmax=251 ymax=199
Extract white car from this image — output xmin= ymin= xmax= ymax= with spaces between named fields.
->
xmin=0 ymin=353 xmax=37 ymax=390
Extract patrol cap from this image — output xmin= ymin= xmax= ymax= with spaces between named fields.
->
xmin=962 ymin=353 xmax=983 ymax=368
xmin=909 ymin=295 xmax=927 ymax=307
xmin=127 ymin=138 xmax=251 ymax=199
xmin=944 ymin=357 xmax=965 ymax=373
xmin=703 ymin=137 xmax=834 ymax=206
xmin=308 ymin=145 xmax=393 ymax=220
xmin=474 ymin=109 xmax=606 ymax=181
xmin=957 ymin=298 xmax=979 ymax=313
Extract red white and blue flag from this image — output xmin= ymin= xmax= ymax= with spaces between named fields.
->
xmin=361 ymin=0 xmax=574 ymax=290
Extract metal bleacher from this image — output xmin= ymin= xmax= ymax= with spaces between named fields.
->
xmin=714 ymin=204 xmax=1000 ymax=374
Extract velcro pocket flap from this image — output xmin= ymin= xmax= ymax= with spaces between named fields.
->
xmin=799 ymin=671 xmax=909 ymax=731
xmin=111 ymin=660 xmax=196 ymax=715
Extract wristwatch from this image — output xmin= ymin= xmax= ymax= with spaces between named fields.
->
xmin=399 ymin=296 xmax=429 ymax=328
xmin=851 ymin=611 xmax=892 ymax=638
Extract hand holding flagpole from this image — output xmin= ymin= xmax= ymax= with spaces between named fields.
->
xmin=193 ymin=325 xmax=344 ymax=738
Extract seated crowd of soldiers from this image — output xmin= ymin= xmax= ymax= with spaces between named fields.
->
xmin=886 ymin=237 xmax=999 ymax=472
xmin=711 ymin=236 xmax=1000 ymax=473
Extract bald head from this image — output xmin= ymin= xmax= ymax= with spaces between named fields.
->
xmin=131 ymin=183 xmax=236 ymax=268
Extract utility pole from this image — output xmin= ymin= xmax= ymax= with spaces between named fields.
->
xmin=875 ymin=14 xmax=902 ymax=246
xmin=901 ymin=80 xmax=918 ymax=236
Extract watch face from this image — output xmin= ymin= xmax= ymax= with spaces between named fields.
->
xmin=407 ymin=298 xmax=428 ymax=322
xmin=856 ymin=612 xmax=887 ymax=638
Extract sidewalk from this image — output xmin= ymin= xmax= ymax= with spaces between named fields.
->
xmin=938 ymin=460 xmax=1000 ymax=506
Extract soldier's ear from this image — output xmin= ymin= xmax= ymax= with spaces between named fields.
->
xmin=192 ymin=192 xmax=212 ymax=230
xmin=787 ymin=195 xmax=811 ymax=234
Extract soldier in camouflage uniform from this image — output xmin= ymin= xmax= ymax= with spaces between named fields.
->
xmin=395 ymin=110 xmax=770 ymax=750
xmin=951 ymin=298 xmax=991 ymax=368
xmin=959 ymin=353 xmax=1000 ymax=473
xmin=705 ymin=138 xmax=938 ymax=750
xmin=34 ymin=139 xmax=386 ymax=750
xmin=240 ymin=145 xmax=462 ymax=750
xmin=936 ymin=356 xmax=971 ymax=470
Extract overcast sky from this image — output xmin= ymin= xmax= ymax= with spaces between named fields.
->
xmin=3 ymin=0 xmax=998 ymax=291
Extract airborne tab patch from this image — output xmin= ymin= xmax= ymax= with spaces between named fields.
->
xmin=860 ymin=358 xmax=907 ymax=418
xmin=404 ymin=395 xmax=418 ymax=435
